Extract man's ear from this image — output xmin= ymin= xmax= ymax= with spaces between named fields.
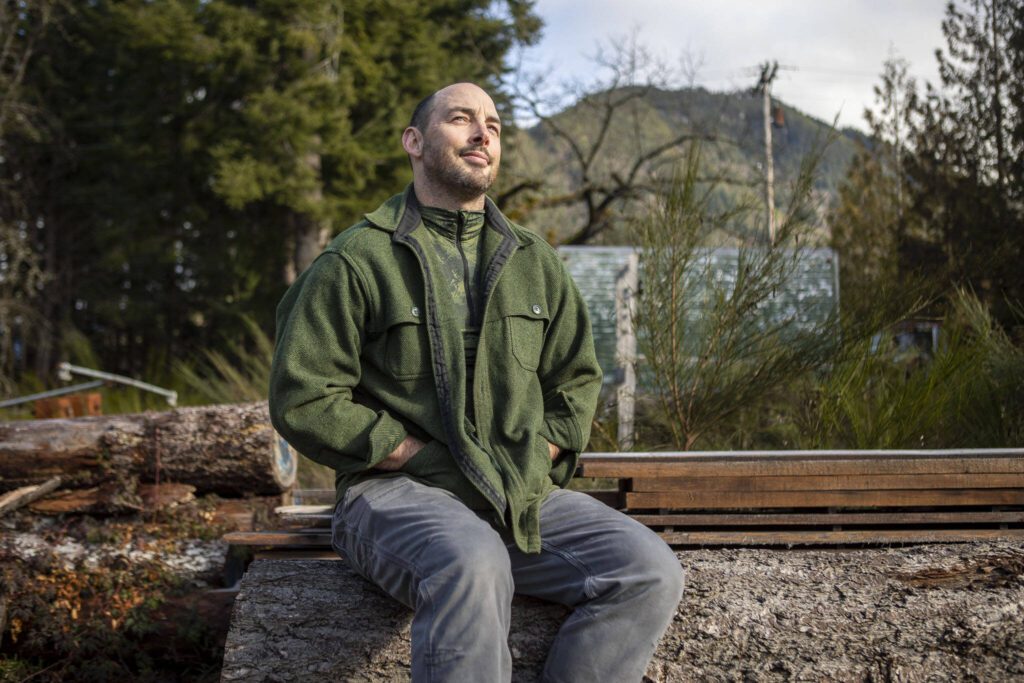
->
xmin=402 ymin=127 xmax=423 ymax=159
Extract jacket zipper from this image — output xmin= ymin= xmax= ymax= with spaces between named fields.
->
xmin=394 ymin=229 xmax=506 ymax=511
xmin=455 ymin=212 xmax=479 ymax=327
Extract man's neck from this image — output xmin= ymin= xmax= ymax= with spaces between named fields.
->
xmin=412 ymin=179 xmax=486 ymax=211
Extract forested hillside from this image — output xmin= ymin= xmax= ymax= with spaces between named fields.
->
xmin=503 ymin=86 xmax=866 ymax=245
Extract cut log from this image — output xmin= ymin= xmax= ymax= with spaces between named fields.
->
xmin=222 ymin=543 xmax=1024 ymax=681
xmin=0 ymin=401 xmax=296 ymax=496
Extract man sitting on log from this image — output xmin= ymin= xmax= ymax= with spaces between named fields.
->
xmin=269 ymin=82 xmax=684 ymax=681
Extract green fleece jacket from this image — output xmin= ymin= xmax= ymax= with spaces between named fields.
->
xmin=268 ymin=186 xmax=603 ymax=553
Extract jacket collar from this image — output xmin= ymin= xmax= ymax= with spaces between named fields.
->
xmin=364 ymin=185 xmax=532 ymax=247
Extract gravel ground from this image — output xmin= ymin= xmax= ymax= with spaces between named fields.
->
xmin=653 ymin=542 xmax=1024 ymax=681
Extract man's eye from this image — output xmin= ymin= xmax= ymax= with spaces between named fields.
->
xmin=489 ymin=125 xmax=501 ymax=135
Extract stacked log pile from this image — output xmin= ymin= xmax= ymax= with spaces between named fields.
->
xmin=0 ymin=401 xmax=295 ymax=515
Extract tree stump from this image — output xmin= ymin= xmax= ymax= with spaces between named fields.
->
xmin=0 ymin=401 xmax=295 ymax=496
xmin=221 ymin=543 xmax=1024 ymax=682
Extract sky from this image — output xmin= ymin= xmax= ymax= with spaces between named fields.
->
xmin=518 ymin=0 xmax=949 ymax=132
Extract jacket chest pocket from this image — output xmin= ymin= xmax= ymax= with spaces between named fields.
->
xmin=384 ymin=307 xmax=432 ymax=380
xmin=506 ymin=304 xmax=549 ymax=372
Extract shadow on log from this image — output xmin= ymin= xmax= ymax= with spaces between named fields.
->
xmin=0 ymin=402 xmax=295 ymax=496
xmin=222 ymin=543 xmax=1024 ymax=681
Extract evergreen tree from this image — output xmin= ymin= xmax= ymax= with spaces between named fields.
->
xmin=10 ymin=0 xmax=540 ymax=379
xmin=903 ymin=0 xmax=1023 ymax=323
xmin=833 ymin=1 xmax=1024 ymax=327
xmin=830 ymin=54 xmax=919 ymax=314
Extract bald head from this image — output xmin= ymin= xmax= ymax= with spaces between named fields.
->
xmin=409 ymin=83 xmax=496 ymax=132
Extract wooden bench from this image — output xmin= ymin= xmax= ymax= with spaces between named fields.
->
xmin=225 ymin=448 xmax=1024 ymax=551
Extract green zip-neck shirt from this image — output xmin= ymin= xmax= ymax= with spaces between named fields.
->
xmin=419 ymin=205 xmax=486 ymax=421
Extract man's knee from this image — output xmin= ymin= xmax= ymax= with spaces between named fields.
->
xmin=607 ymin=525 xmax=685 ymax=607
xmin=645 ymin=535 xmax=685 ymax=604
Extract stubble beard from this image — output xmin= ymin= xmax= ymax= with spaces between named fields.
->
xmin=422 ymin=139 xmax=498 ymax=203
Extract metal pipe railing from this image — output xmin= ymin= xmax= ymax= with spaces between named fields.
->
xmin=57 ymin=362 xmax=177 ymax=406
xmin=0 ymin=381 xmax=105 ymax=409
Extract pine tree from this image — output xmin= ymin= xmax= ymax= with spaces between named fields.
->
xmin=904 ymin=0 xmax=1024 ymax=323
xmin=830 ymin=53 xmax=919 ymax=315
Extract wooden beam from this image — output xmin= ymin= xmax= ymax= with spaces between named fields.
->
xmin=582 ymin=457 xmax=1024 ymax=479
xmin=615 ymin=252 xmax=638 ymax=449
xmin=630 ymin=472 xmax=1024 ymax=492
xmin=626 ymin=488 xmax=1024 ymax=510
xmin=658 ymin=528 xmax=1024 ymax=546
xmin=581 ymin=448 xmax=1024 ymax=461
xmin=225 ymin=530 xmax=331 ymax=547
xmin=254 ymin=550 xmax=340 ymax=560
xmin=226 ymin=527 xmax=1024 ymax=551
xmin=630 ymin=511 xmax=1024 ymax=526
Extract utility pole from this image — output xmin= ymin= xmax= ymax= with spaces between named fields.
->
xmin=754 ymin=61 xmax=779 ymax=245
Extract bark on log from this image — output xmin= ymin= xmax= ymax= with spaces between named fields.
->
xmin=0 ymin=402 xmax=295 ymax=496
xmin=221 ymin=543 xmax=1024 ymax=682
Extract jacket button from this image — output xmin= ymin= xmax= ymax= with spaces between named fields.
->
xmin=531 ymin=304 xmax=541 ymax=315
xmin=411 ymin=306 xmax=420 ymax=317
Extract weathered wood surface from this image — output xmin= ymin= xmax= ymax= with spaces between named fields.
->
xmin=0 ymin=476 xmax=61 ymax=516
xmin=28 ymin=480 xmax=144 ymax=514
xmin=626 ymin=488 xmax=1024 ymax=509
xmin=267 ymin=507 xmax=1024 ymax=532
xmin=579 ymin=449 xmax=1024 ymax=479
xmin=28 ymin=481 xmax=197 ymax=515
xmin=222 ymin=542 xmax=1024 ymax=682
xmin=224 ymin=527 xmax=1024 ymax=548
xmin=0 ymin=401 xmax=295 ymax=496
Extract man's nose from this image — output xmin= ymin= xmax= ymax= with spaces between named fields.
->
xmin=469 ymin=120 xmax=490 ymax=145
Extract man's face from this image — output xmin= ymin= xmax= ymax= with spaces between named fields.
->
xmin=418 ymin=84 xmax=502 ymax=201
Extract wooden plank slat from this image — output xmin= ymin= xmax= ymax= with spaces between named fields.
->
xmin=584 ymin=489 xmax=621 ymax=507
xmin=626 ymin=488 xmax=1024 ymax=510
xmin=254 ymin=550 xmax=340 ymax=560
xmin=581 ymin=457 xmax=1024 ymax=479
xmin=658 ymin=528 xmax=1024 ymax=546
xmin=227 ymin=527 xmax=1024 ymax=550
xmin=270 ymin=510 xmax=1024 ymax=530
xmin=630 ymin=473 xmax=1024 ymax=492
xmin=581 ymin=448 xmax=1024 ymax=462
xmin=630 ymin=511 xmax=1024 ymax=526
xmin=276 ymin=504 xmax=332 ymax=516
xmin=224 ymin=531 xmax=331 ymax=547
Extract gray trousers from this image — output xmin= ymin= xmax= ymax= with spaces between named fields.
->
xmin=332 ymin=477 xmax=685 ymax=682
